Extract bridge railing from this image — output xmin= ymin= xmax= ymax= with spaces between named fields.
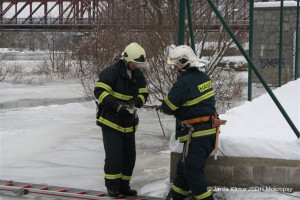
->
xmin=0 ymin=17 xmax=249 ymax=29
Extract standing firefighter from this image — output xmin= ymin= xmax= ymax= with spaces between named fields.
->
xmin=94 ymin=42 xmax=148 ymax=197
xmin=162 ymin=45 xmax=223 ymax=200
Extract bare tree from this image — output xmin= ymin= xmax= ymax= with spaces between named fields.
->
xmin=43 ymin=32 xmax=74 ymax=79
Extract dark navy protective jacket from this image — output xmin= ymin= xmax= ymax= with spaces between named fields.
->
xmin=162 ymin=67 xmax=216 ymax=142
xmin=94 ymin=60 xmax=148 ymax=133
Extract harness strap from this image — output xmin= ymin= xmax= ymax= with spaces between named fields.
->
xmin=181 ymin=125 xmax=194 ymax=163
xmin=179 ymin=115 xmax=213 ymax=126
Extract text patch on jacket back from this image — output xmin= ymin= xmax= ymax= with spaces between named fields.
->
xmin=198 ymin=81 xmax=212 ymax=93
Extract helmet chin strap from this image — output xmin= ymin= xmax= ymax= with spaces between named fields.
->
xmin=178 ymin=63 xmax=191 ymax=72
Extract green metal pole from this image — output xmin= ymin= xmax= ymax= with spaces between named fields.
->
xmin=176 ymin=0 xmax=186 ymax=139
xmin=248 ymin=0 xmax=254 ymax=101
xmin=278 ymin=0 xmax=283 ymax=87
xmin=186 ymin=0 xmax=195 ymax=52
xmin=206 ymin=0 xmax=300 ymax=138
xmin=178 ymin=0 xmax=186 ymax=45
xmin=295 ymin=0 xmax=299 ymax=80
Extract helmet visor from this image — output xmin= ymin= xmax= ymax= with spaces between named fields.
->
xmin=132 ymin=61 xmax=148 ymax=68
xmin=133 ymin=55 xmax=146 ymax=63
xmin=167 ymin=56 xmax=172 ymax=64
xmin=167 ymin=56 xmax=176 ymax=65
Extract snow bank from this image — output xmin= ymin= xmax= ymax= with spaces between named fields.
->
xmin=220 ymin=79 xmax=300 ymax=160
xmin=172 ymin=79 xmax=300 ymax=160
xmin=254 ymin=1 xmax=298 ymax=8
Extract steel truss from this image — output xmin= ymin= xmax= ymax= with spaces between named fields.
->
xmin=0 ymin=0 xmax=253 ymax=31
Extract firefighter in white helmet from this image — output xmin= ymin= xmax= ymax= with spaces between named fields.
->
xmin=94 ymin=42 xmax=148 ymax=197
xmin=162 ymin=45 xmax=215 ymax=200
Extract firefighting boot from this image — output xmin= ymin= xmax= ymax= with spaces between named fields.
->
xmin=120 ymin=188 xmax=137 ymax=196
xmin=107 ymin=189 xmax=120 ymax=197
xmin=165 ymin=190 xmax=185 ymax=200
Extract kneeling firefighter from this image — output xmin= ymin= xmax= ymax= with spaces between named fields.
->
xmin=94 ymin=42 xmax=148 ymax=197
xmin=161 ymin=45 xmax=225 ymax=200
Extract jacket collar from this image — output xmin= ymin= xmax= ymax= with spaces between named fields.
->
xmin=118 ymin=60 xmax=137 ymax=84
xmin=180 ymin=67 xmax=198 ymax=76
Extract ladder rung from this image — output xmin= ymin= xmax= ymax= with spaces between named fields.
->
xmin=38 ymin=187 xmax=49 ymax=190
xmin=3 ymin=183 xmax=13 ymax=186
xmin=21 ymin=185 xmax=31 ymax=188
xmin=0 ymin=180 xmax=161 ymax=200
xmin=56 ymin=189 xmax=67 ymax=192
xmin=115 ymin=195 xmax=125 ymax=199
xmin=75 ymin=191 xmax=86 ymax=194
xmin=95 ymin=193 xmax=105 ymax=197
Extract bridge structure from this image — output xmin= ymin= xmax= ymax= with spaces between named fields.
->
xmin=0 ymin=0 xmax=270 ymax=31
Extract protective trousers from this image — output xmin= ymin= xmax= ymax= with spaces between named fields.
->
xmin=171 ymin=134 xmax=215 ymax=200
xmin=101 ymin=125 xmax=136 ymax=191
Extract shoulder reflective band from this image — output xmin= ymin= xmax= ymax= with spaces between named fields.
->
xmin=105 ymin=173 xmax=122 ymax=180
xmin=164 ymin=95 xmax=179 ymax=111
xmin=171 ymin=184 xmax=189 ymax=196
xmin=183 ymin=90 xmax=214 ymax=107
xmin=138 ymin=88 xmax=148 ymax=93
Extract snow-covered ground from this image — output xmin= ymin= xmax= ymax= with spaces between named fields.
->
xmin=0 ymin=50 xmax=300 ymax=199
xmin=254 ymin=1 xmax=298 ymax=8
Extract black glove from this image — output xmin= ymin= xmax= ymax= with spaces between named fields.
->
xmin=107 ymin=97 xmax=117 ymax=110
xmin=129 ymin=97 xmax=143 ymax=108
xmin=117 ymin=104 xmax=130 ymax=116
xmin=110 ymin=100 xmax=126 ymax=113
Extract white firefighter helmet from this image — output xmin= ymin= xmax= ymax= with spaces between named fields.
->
xmin=167 ymin=45 xmax=208 ymax=71
xmin=122 ymin=42 xmax=147 ymax=64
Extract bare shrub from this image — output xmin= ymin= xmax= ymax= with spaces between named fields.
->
xmin=71 ymin=0 xmax=246 ymax=113
xmin=72 ymin=27 xmax=131 ymax=101
xmin=0 ymin=53 xmax=9 ymax=82
xmin=4 ymin=63 xmax=25 ymax=84
xmin=0 ymin=66 xmax=9 ymax=82
xmin=33 ymin=61 xmax=53 ymax=76
xmin=142 ymin=0 xmax=245 ymax=112
xmin=143 ymin=35 xmax=178 ymax=103
xmin=211 ymin=67 xmax=244 ymax=113
xmin=43 ymin=32 xmax=75 ymax=79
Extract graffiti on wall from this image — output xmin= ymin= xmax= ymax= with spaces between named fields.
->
xmin=259 ymin=58 xmax=285 ymax=68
